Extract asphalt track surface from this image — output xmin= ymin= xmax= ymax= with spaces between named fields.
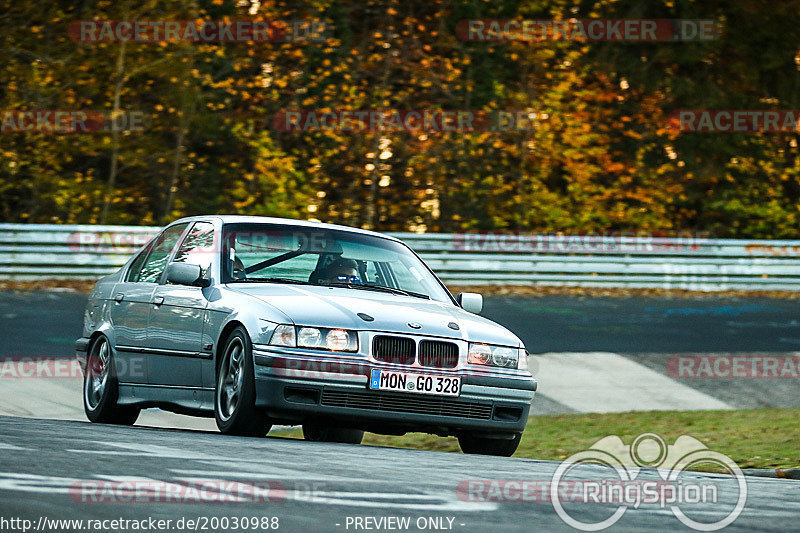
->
xmin=3 ymin=290 xmax=800 ymax=414
xmin=3 ymin=291 xmax=800 ymax=357
xmin=2 ymin=291 xmax=800 ymax=532
xmin=1 ymin=416 xmax=799 ymax=533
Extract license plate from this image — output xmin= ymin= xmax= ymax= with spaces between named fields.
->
xmin=369 ymin=369 xmax=461 ymax=397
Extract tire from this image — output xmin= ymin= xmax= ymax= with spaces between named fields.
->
xmin=83 ymin=336 xmax=140 ymax=425
xmin=458 ymin=433 xmax=522 ymax=457
xmin=215 ymin=326 xmax=272 ymax=437
xmin=302 ymin=423 xmax=364 ymax=444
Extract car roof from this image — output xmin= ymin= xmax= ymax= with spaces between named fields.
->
xmin=168 ymin=215 xmax=403 ymax=243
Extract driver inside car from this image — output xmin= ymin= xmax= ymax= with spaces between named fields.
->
xmin=318 ymin=257 xmax=362 ymax=285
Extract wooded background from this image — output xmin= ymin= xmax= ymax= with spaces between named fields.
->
xmin=1 ymin=0 xmax=799 ymax=237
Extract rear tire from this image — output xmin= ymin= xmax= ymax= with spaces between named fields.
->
xmin=302 ymin=423 xmax=364 ymax=444
xmin=215 ymin=327 xmax=272 ymax=437
xmin=83 ymin=336 xmax=140 ymax=425
xmin=458 ymin=433 xmax=522 ymax=457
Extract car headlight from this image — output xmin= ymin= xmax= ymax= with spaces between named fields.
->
xmin=270 ymin=324 xmax=296 ymax=347
xmin=269 ymin=325 xmax=358 ymax=352
xmin=468 ymin=343 xmax=520 ymax=369
xmin=298 ymin=327 xmax=322 ymax=347
xmin=325 ymin=329 xmax=351 ymax=351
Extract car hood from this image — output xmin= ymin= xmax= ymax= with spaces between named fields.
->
xmin=225 ymin=284 xmax=522 ymax=347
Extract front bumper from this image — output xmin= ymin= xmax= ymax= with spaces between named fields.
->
xmin=252 ymin=346 xmax=536 ymax=436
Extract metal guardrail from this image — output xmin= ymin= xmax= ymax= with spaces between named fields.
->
xmin=2 ymin=223 xmax=800 ymax=291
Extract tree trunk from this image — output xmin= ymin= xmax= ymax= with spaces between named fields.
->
xmin=99 ymin=39 xmax=127 ymax=224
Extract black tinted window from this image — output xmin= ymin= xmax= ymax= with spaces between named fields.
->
xmin=137 ymin=223 xmax=189 ymax=283
xmin=125 ymin=243 xmax=153 ymax=282
xmin=172 ymin=222 xmax=215 ymax=280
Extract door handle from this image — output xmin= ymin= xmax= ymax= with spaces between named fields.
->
xmin=153 ymin=296 xmax=165 ymax=306
xmin=114 ymin=293 xmax=125 ymax=302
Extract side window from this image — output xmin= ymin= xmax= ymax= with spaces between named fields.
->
xmin=172 ymin=222 xmax=215 ymax=280
xmin=137 ymin=223 xmax=190 ymax=284
xmin=125 ymin=242 xmax=153 ymax=282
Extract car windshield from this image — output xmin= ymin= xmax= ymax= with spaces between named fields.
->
xmin=221 ymin=223 xmax=453 ymax=303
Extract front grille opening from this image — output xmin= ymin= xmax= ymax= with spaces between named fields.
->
xmin=321 ymin=389 xmax=493 ymax=420
xmin=418 ymin=340 xmax=459 ymax=368
xmin=373 ymin=335 xmax=416 ymax=365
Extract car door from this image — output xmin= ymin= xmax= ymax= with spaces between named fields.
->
xmin=119 ymin=222 xmax=190 ymax=385
xmin=109 ymin=241 xmax=156 ymax=385
xmin=146 ymin=221 xmax=215 ymax=387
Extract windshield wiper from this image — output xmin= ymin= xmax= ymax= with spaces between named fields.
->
xmin=228 ymin=277 xmax=314 ymax=285
xmin=229 ymin=278 xmax=431 ymax=300
xmin=322 ymin=282 xmax=430 ymax=300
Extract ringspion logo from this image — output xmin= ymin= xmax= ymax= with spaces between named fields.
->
xmin=550 ymin=434 xmax=746 ymax=531
xmin=460 ymin=434 xmax=747 ymax=530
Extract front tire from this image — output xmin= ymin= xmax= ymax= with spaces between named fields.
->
xmin=458 ymin=433 xmax=522 ymax=457
xmin=215 ymin=327 xmax=272 ymax=437
xmin=302 ymin=423 xmax=364 ymax=444
xmin=83 ymin=336 xmax=140 ymax=425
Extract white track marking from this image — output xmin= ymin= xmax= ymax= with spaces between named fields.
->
xmin=280 ymin=490 xmax=497 ymax=511
xmin=0 ymin=442 xmax=28 ymax=451
xmin=94 ymin=475 xmax=162 ymax=482
xmin=531 ymin=352 xmax=732 ymax=413
xmin=0 ymin=473 xmax=83 ymax=494
xmin=67 ymin=442 xmax=227 ymax=460
xmin=171 ymin=468 xmax=375 ymax=483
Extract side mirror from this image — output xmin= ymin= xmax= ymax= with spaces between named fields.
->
xmin=165 ymin=262 xmax=207 ymax=287
xmin=456 ymin=292 xmax=483 ymax=314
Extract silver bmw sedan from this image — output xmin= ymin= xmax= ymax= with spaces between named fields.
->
xmin=76 ymin=216 xmax=536 ymax=456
